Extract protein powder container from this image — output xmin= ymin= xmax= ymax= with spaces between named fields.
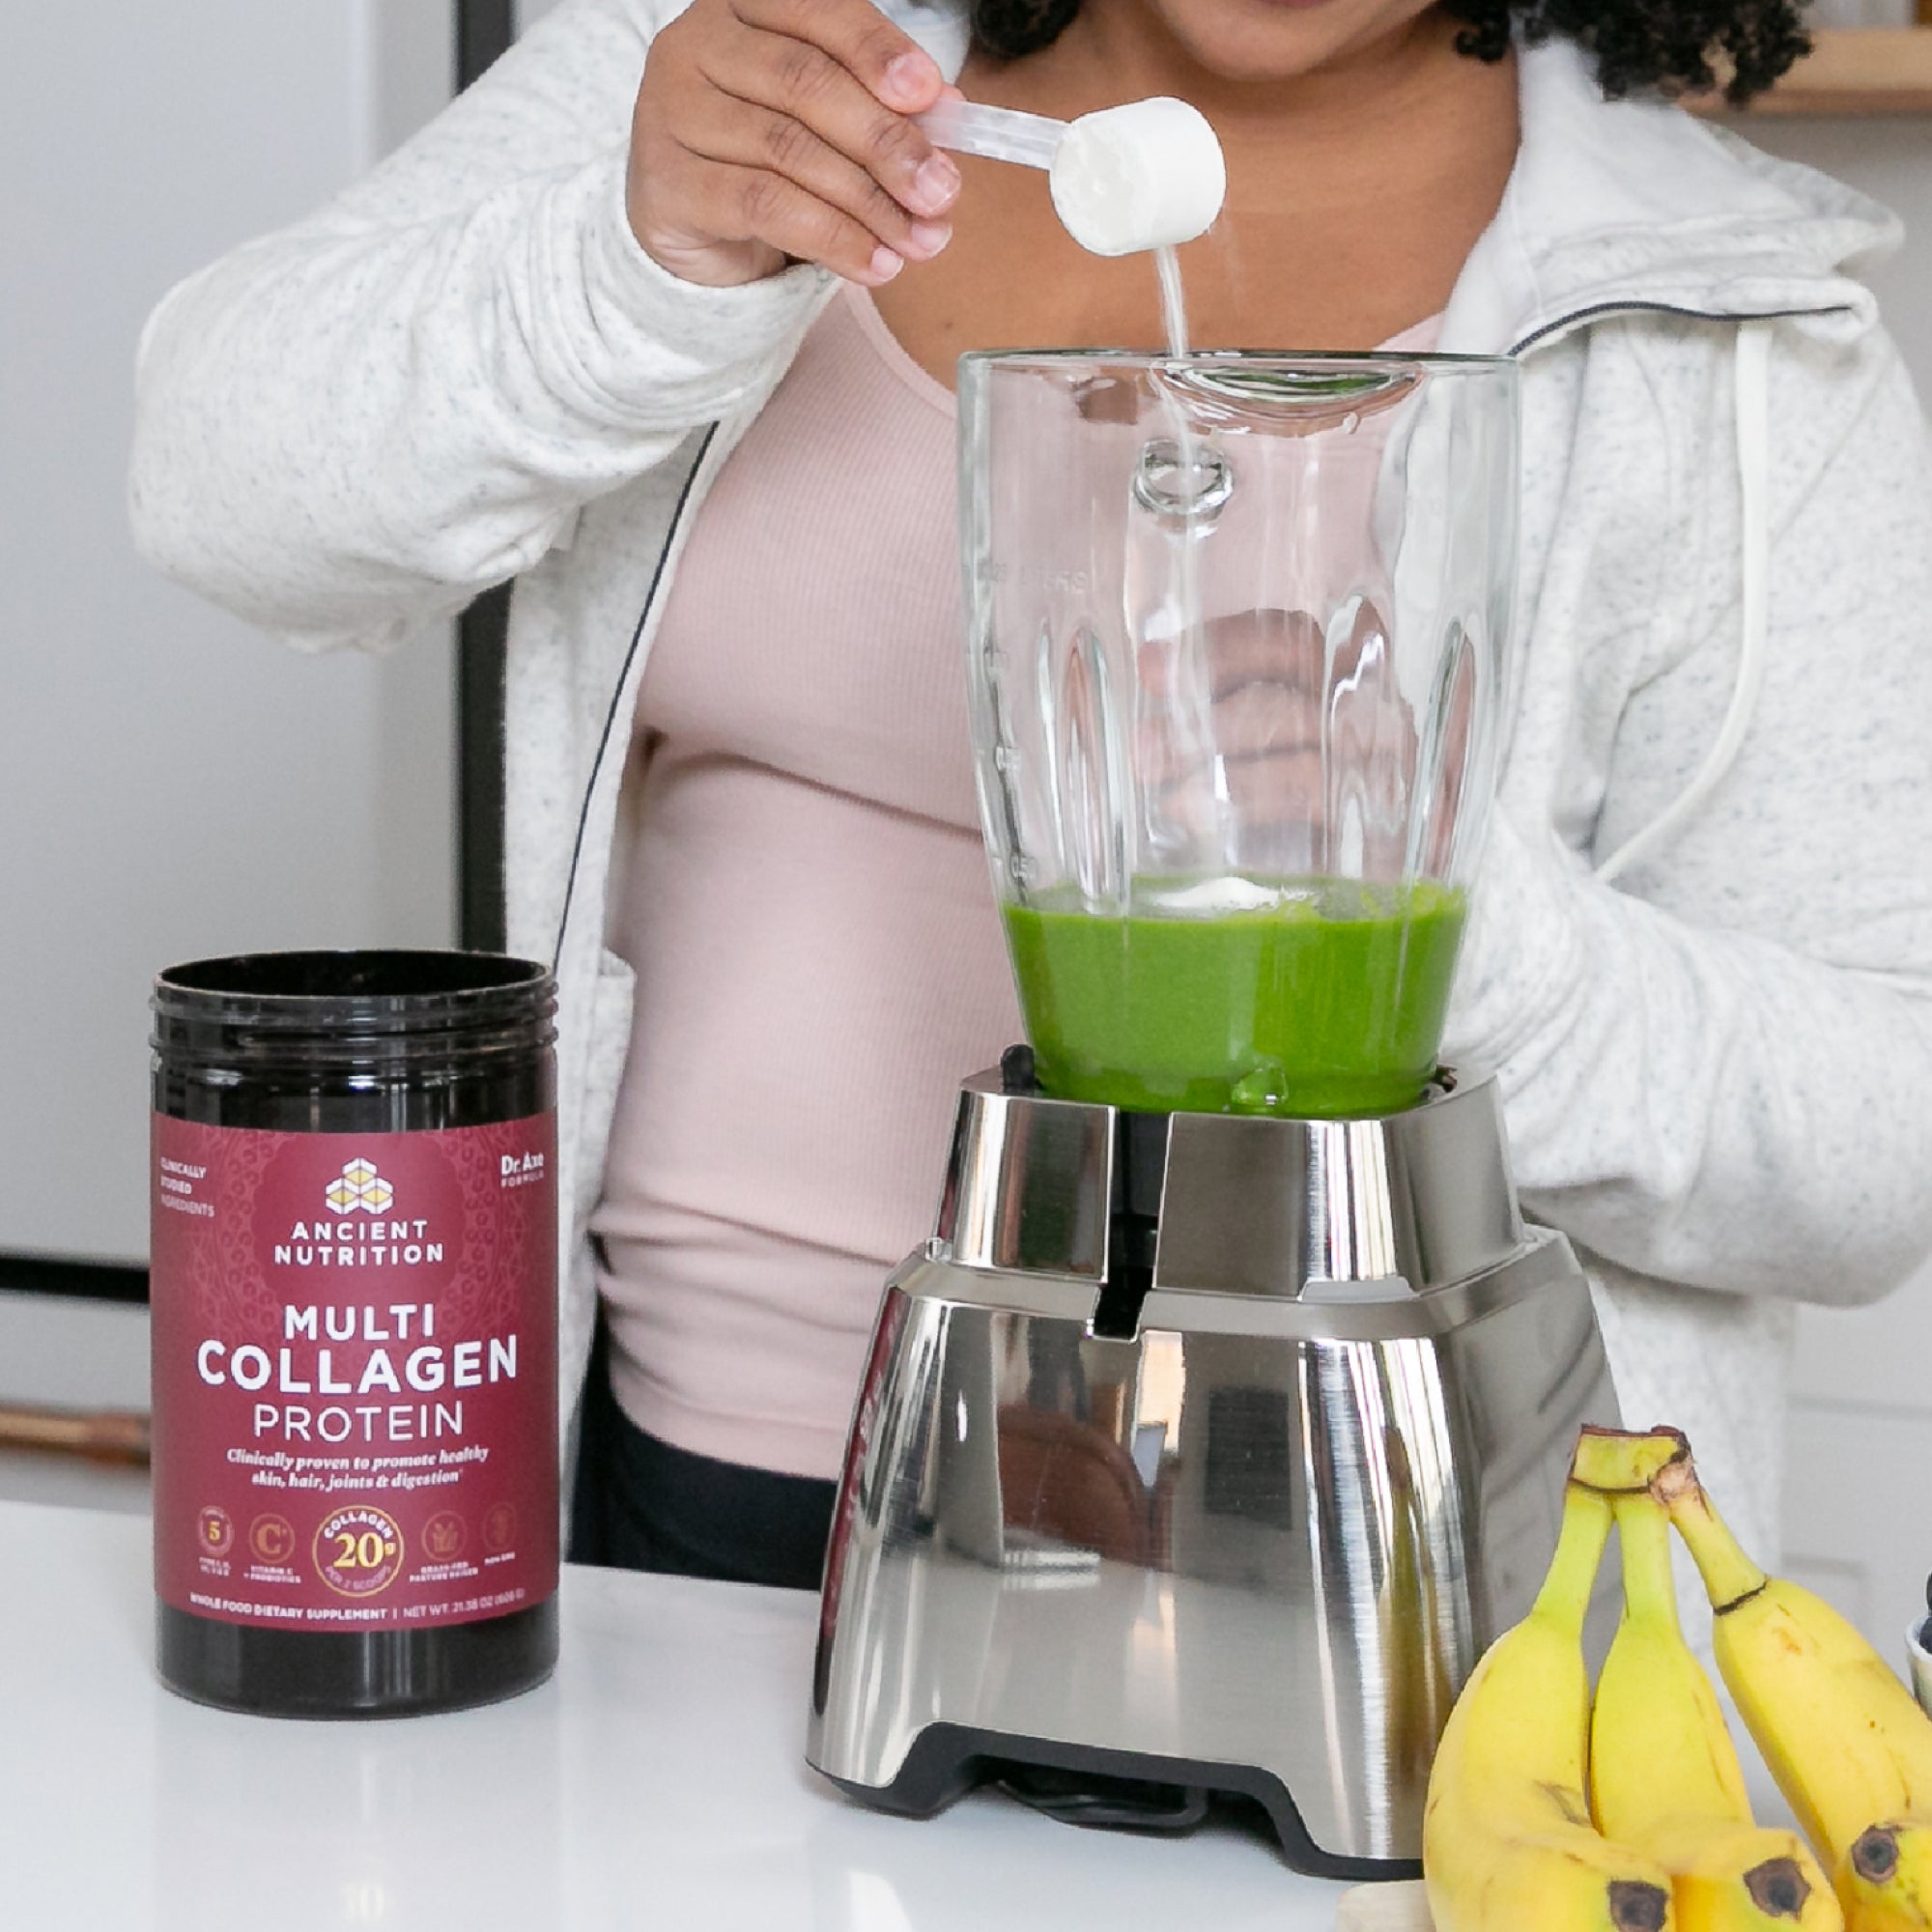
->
xmin=150 ymin=951 xmax=559 ymax=1717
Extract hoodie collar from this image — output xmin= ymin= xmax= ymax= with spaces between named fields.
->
xmin=1443 ymin=36 xmax=1898 ymax=354
xmin=890 ymin=4 xmax=1898 ymax=358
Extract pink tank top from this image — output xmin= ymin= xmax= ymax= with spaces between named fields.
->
xmin=593 ymin=285 xmax=1018 ymax=1480
xmin=595 ymin=285 xmax=1444 ymax=1481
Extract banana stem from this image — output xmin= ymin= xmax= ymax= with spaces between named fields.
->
xmin=1571 ymin=1425 xmax=1690 ymax=1495
xmin=1536 ymin=1482 xmax=1614 ymax=1637
xmin=1655 ymin=1460 xmax=1765 ymax=1611
xmin=1612 ymin=1492 xmax=1682 ymax=1635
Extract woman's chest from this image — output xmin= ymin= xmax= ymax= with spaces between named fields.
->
xmin=869 ymin=155 xmax=1499 ymax=384
xmin=637 ymin=288 xmax=977 ymax=829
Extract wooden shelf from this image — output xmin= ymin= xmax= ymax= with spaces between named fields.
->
xmin=1715 ymin=26 xmax=1932 ymax=114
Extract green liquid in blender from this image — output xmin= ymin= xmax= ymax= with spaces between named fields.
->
xmin=1003 ymin=877 xmax=1466 ymax=1119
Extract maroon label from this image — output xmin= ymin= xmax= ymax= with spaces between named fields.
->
xmin=151 ymin=1115 xmax=558 ymax=1633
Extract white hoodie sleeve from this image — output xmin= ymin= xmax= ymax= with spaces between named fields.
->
xmin=1442 ymin=322 xmax=1932 ymax=1309
xmin=128 ymin=0 xmax=828 ymax=655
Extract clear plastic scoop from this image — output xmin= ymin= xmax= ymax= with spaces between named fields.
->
xmin=915 ymin=98 xmax=1065 ymax=170
xmin=915 ymin=97 xmax=1226 ymax=258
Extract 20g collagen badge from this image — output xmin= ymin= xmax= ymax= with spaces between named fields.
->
xmin=150 ymin=952 xmax=558 ymax=1718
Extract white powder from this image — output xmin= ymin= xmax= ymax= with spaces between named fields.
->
xmin=1049 ymin=99 xmax=1226 ymax=258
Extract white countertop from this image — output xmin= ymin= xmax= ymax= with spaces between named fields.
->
xmin=0 ymin=1500 xmax=1346 ymax=1930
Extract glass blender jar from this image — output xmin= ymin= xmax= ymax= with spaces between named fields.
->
xmin=960 ymin=351 xmax=1519 ymax=1119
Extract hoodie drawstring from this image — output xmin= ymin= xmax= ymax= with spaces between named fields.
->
xmin=1596 ymin=322 xmax=1772 ymax=887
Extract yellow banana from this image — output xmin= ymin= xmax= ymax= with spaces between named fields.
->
xmin=1424 ymin=1479 xmax=1675 ymax=1932
xmin=1659 ymin=1456 xmax=1932 ymax=1930
xmin=1591 ymin=1485 xmax=1837 ymax=1931
xmin=1835 ymin=1828 xmax=1932 ymax=1932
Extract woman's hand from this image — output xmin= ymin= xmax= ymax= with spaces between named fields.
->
xmin=627 ymin=0 xmax=962 ymax=290
xmin=1137 ymin=603 xmax=1430 ymax=877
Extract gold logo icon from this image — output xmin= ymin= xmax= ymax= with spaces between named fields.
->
xmin=326 ymin=1157 xmax=394 ymax=1215
xmin=423 ymin=1512 xmax=465 ymax=1561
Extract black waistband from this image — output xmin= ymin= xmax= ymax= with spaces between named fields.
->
xmin=570 ymin=1333 xmax=836 ymax=1593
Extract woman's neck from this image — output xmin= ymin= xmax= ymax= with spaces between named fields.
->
xmin=965 ymin=4 xmax=1518 ymax=226
xmin=979 ymin=2 xmax=1473 ymax=120
xmin=873 ymin=4 xmax=1519 ymax=369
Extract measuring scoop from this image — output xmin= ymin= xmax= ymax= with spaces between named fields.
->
xmin=915 ymin=96 xmax=1225 ymax=257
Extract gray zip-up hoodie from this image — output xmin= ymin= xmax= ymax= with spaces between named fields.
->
xmin=128 ymin=0 xmax=1932 ymax=1585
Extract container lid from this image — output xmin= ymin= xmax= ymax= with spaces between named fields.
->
xmin=154 ymin=950 xmax=556 ymax=1069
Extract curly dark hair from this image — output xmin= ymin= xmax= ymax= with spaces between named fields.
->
xmin=970 ymin=0 xmax=1810 ymax=104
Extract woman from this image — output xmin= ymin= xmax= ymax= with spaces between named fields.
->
xmin=129 ymin=0 xmax=1932 ymax=1605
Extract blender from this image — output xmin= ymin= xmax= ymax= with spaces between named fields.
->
xmin=805 ymin=350 xmax=1618 ymax=1876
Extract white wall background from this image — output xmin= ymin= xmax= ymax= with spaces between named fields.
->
xmin=0 ymin=4 xmax=456 ymax=1268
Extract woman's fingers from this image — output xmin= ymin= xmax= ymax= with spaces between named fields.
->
xmin=1138 ymin=683 xmax=1323 ymax=782
xmin=723 ymin=0 xmax=960 ymax=217
xmin=680 ymin=94 xmax=952 ymax=269
xmin=628 ymin=0 xmax=955 ymax=288
xmin=734 ymin=0 xmax=947 ymax=113
xmin=644 ymin=145 xmax=904 ymax=285
xmin=1137 ymin=608 xmax=1326 ymax=702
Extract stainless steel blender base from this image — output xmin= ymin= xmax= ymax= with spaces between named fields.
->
xmin=806 ymin=1068 xmax=1619 ymax=1872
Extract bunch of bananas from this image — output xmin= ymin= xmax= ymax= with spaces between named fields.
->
xmin=1422 ymin=1425 xmax=1932 ymax=1932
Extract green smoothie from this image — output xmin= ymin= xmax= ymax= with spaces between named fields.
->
xmin=1003 ymin=877 xmax=1466 ymax=1119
